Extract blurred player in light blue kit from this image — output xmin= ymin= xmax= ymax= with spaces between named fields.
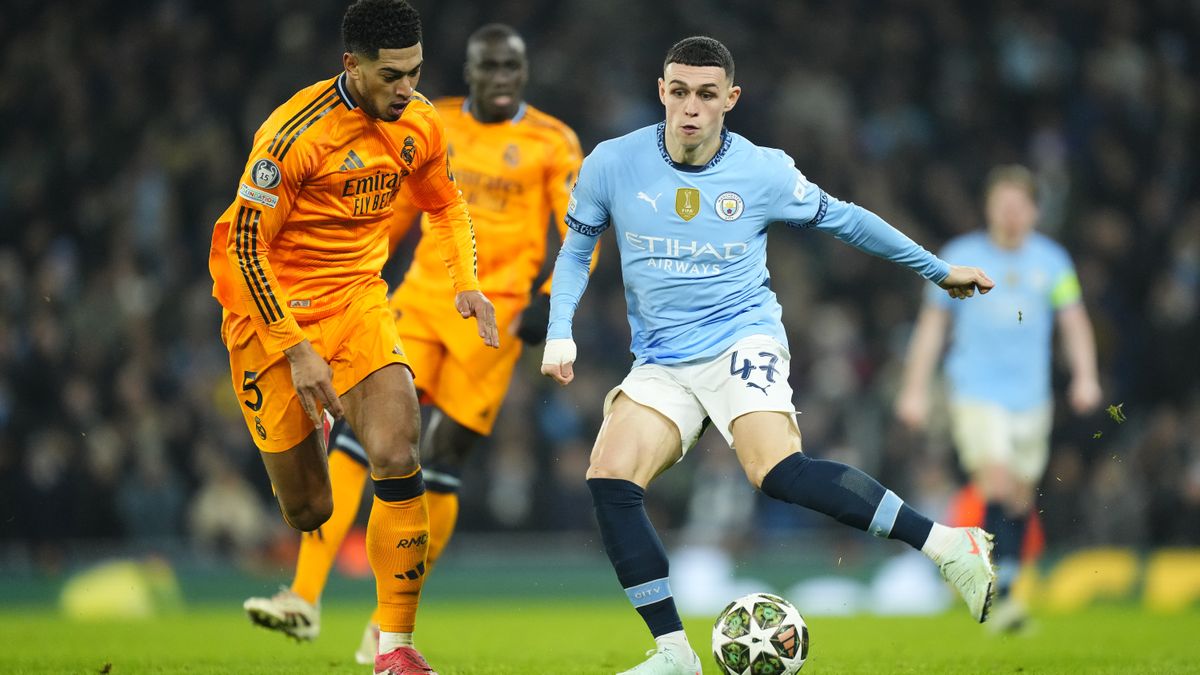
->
xmin=540 ymin=36 xmax=1001 ymax=674
xmin=896 ymin=165 xmax=1102 ymax=632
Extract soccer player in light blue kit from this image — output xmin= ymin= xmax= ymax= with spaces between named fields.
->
xmin=896 ymin=165 xmax=1101 ymax=633
xmin=540 ymin=37 xmax=1000 ymax=674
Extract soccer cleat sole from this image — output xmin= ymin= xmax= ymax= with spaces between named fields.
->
xmin=245 ymin=606 xmax=317 ymax=642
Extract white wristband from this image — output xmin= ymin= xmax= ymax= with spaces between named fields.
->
xmin=542 ymin=338 xmax=577 ymax=367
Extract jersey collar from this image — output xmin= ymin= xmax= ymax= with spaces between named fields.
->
xmin=335 ymin=72 xmax=357 ymax=109
xmin=657 ymin=121 xmax=731 ymax=173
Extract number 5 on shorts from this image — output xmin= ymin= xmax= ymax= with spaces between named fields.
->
xmin=242 ymin=370 xmax=263 ymax=412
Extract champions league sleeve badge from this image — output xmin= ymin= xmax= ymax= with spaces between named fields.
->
xmin=250 ymin=158 xmax=282 ymax=189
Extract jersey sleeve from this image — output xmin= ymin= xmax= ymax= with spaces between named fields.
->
xmin=1049 ymin=245 xmax=1082 ymax=310
xmin=926 ymin=241 xmax=961 ymax=308
xmin=387 ymin=187 xmax=422 ymax=258
xmin=771 ymin=152 xmax=948 ymax=284
xmin=540 ymin=124 xmax=588 ymax=296
xmin=223 ymin=129 xmax=316 ymax=354
xmin=564 ymin=146 xmax=611 ymax=236
xmin=404 ymin=111 xmax=479 ymax=294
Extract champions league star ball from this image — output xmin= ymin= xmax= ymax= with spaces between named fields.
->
xmin=712 ymin=592 xmax=809 ymax=675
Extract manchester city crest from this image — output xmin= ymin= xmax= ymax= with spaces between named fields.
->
xmin=715 ymin=191 xmax=744 ymax=221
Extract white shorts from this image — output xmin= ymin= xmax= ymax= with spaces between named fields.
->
xmin=950 ymin=398 xmax=1053 ymax=484
xmin=603 ymin=335 xmax=799 ymax=453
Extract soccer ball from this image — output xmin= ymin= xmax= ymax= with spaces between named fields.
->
xmin=712 ymin=592 xmax=808 ymax=675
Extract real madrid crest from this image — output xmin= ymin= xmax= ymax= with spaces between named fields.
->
xmin=715 ymin=191 xmax=744 ymax=221
xmin=675 ymin=187 xmax=701 ymax=221
xmin=503 ymin=143 xmax=520 ymax=167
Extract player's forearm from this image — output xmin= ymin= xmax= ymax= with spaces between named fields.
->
xmin=816 ymin=200 xmax=949 ymax=283
xmin=546 ymin=228 xmax=598 ymax=340
xmin=900 ymin=306 xmax=948 ymax=392
xmin=1059 ymin=304 xmax=1100 ymax=383
xmin=225 ymin=212 xmax=306 ymax=353
xmin=424 ymin=199 xmax=480 ymax=293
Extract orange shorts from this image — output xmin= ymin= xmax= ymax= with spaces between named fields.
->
xmin=389 ymin=288 xmax=525 ymax=435
xmin=222 ymin=283 xmax=409 ymax=453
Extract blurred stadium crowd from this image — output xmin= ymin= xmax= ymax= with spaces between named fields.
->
xmin=0 ymin=0 xmax=1197 ymax=572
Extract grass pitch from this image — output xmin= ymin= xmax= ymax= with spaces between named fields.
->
xmin=0 ymin=601 xmax=1196 ymax=674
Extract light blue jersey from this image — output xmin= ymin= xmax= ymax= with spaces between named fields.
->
xmin=929 ymin=231 xmax=1081 ymax=410
xmin=548 ymin=123 xmax=949 ymax=366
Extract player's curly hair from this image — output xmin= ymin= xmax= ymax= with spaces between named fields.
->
xmin=664 ymin=36 xmax=735 ymax=81
xmin=342 ymin=0 xmax=422 ymax=59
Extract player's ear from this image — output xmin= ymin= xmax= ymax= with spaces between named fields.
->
xmin=343 ymin=52 xmax=360 ymax=79
xmin=724 ymin=84 xmax=741 ymax=113
xmin=657 ymin=77 xmax=667 ymax=105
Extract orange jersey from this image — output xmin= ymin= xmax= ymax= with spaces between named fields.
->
xmin=389 ymin=97 xmax=582 ymax=299
xmin=209 ymin=74 xmax=478 ymax=354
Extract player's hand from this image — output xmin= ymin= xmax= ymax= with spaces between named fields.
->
xmin=1069 ymin=375 xmax=1102 ymax=415
xmin=938 ymin=265 xmax=995 ymax=299
xmin=512 ymin=293 xmax=551 ymax=346
xmin=894 ymin=387 xmax=929 ymax=431
xmin=456 ymin=290 xmax=499 ymax=348
xmin=284 ymin=339 xmax=344 ymax=426
xmin=541 ymin=338 xmax=577 ymax=386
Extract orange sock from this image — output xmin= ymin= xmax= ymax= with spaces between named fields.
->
xmin=368 ymin=469 xmax=429 ymax=633
xmin=425 ymin=490 xmax=460 ymax=569
xmin=291 ymin=451 xmax=368 ymax=605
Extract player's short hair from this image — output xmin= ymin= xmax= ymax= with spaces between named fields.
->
xmin=467 ymin=23 xmax=522 ymax=48
xmin=342 ymin=0 xmax=422 ymax=60
xmin=984 ymin=164 xmax=1038 ymax=202
xmin=664 ymin=36 xmax=735 ymax=82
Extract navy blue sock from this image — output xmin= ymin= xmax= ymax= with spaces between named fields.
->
xmin=423 ymin=461 xmax=462 ymax=494
xmin=587 ymin=478 xmax=683 ymax=638
xmin=985 ymin=502 xmax=1028 ymax=597
xmin=759 ymin=452 xmax=934 ymax=550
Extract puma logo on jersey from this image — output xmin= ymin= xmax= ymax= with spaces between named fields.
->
xmin=338 ymin=149 xmax=365 ymax=171
xmin=746 ymin=381 xmax=771 ymax=395
xmin=637 ymin=191 xmax=662 ymax=212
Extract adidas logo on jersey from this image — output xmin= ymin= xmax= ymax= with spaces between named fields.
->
xmin=339 ymin=150 xmax=365 ymax=171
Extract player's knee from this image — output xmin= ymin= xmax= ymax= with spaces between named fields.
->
xmin=283 ymin=495 xmax=333 ymax=533
xmin=585 ymin=460 xmax=634 ymax=482
xmin=369 ymin=443 xmax=420 ymax=478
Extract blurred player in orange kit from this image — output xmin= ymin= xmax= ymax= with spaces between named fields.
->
xmin=211 ymin=1 xmax=499 ymax=673
xmin=241 ymin=22 xmax=587 ymax=664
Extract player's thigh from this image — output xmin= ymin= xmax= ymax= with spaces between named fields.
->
xmin=328 ymin=288 xmax=421 ymax=477
xmin=587 ymin=365 xmax=708 ymax=487
xmin=950 ymin=399 xmax=1014 ymax=475
xmin=730 ymin=411 xmax=803 ymax=487
xmin=222 ymin=311 xmax=329 ymax=517
xmin=589 ymin=392 xmax=685 ymax=488
xmin=428 ymin=335 xmax=522 ymax=436
xmin=222 ymin=310 xmax=324 ymax=453
xmin=393 ymin=300 xmax=446 ymax=400
xmin=694 ymin=335 xmax=800 ymax=485
xmin=1010 ymin=402 xmax=1053 ymax=485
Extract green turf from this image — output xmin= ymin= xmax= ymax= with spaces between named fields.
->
xmin=1 ymin=601 xmax=1197 ymax=674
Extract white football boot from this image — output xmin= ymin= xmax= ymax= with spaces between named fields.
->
xmin=616 ymin=644 xmax=702 ymax=675
xmin=936 ymin=526 xmax=997 ymax=623
xmin=355 ymin=620 xmax=381 ymax=664
xmin=243 ymin=586 xmax=320 ymax=641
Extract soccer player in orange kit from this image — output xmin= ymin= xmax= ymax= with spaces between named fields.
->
xmin=210 ymin=2 xmax=498 ymax=673
xmin=240 ymin=23 xmax=586 ymax=663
